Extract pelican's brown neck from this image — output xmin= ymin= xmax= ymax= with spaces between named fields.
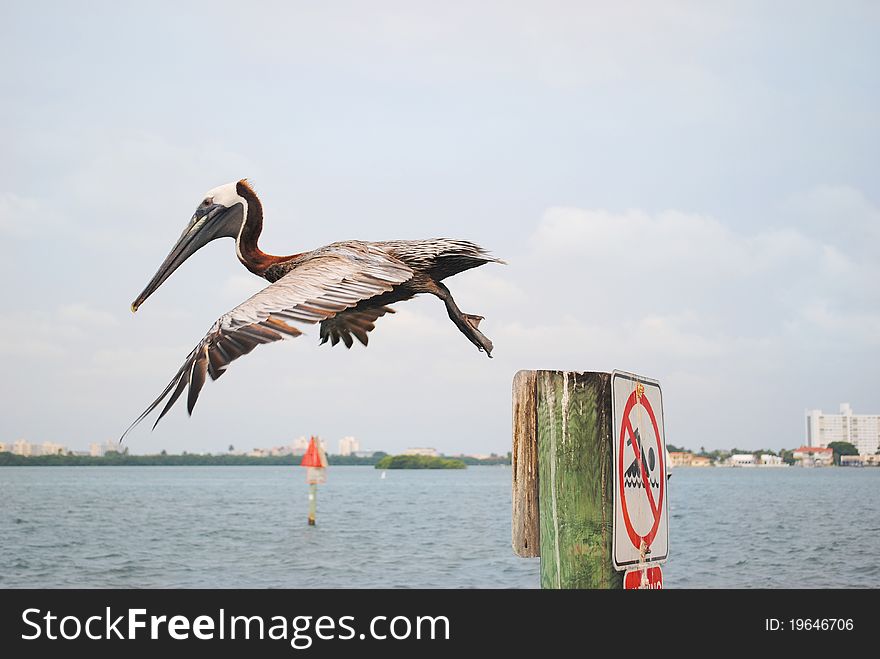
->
xmin=235 ymin=180 xmax=300 ymax=276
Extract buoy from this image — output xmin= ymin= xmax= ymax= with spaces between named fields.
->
xmin=300 ymin=436 xmax=328 ymax=526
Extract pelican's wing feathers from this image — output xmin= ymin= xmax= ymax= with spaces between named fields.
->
xmin=318 ymin=305 xmax=396 ymax=348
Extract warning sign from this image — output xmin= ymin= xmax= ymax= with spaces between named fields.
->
xmin=612 ymin=371 xmax=668 ymax=570
xmin=624 ymin=565 xmax=663 ymax=590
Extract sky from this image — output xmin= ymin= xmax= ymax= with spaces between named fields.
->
xmin=1 ymin=1 xmax=878 ymax=455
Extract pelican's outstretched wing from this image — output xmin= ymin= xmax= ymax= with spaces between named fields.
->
xmin=121 ymin=243 xmax=412 ymax=440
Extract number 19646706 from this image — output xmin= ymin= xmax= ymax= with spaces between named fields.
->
xmin=765 ymin=619 xmax=854 ymax=631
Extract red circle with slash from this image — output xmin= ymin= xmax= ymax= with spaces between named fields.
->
xmin=617 ymin=389 xmax=665 ymax=550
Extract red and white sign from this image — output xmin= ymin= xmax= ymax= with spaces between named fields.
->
xmin=624 ymin=566 xmax=663 ymax=590
xmin=612 ymin=371 xmax=669 ymax=571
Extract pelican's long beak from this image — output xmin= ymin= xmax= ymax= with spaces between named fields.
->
xmin=131 ymin=203 xmax=243 ymax=312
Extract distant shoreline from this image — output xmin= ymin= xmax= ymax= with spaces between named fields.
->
xmin=0 ymin=452 xmax=510 ymax=467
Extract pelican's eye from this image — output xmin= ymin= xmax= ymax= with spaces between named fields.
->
xmin=202 ymin=198 xmax=212 ymax=207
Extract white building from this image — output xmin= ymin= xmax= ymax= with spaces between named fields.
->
xmin=806 ymin=403 xmax=880 ymax=455
xmin=760 ymin=454 xmax=783 ymax=466
xmin=90 ymin=440 xmax=120 ymax=457
xmin=247 ymin=437 xmax=326 ymax=457
xmin=728 ymin=454 xmax=755 ymax=466
xmin=286 ymin=436 xmax=327 ymax=456
xmin=40 ymin=442 xmax=67 ymax=456
xmin=291 ymin=436 xmax=310 ymax=456
xmin=12 ymin=439 xmax=33 ymax=456
xmin=841 ymin=454 xmax=880 ymax=467
xmin=793 ymin=446 xmax=833 ymax=466
xmin=403 ymin=447 xmax=439 ymax=457
xmin=338 ymin=436 xmax=360 ymax=456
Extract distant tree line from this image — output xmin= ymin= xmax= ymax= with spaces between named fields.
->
xmin=375 ymin=455 xmax=467 ymax=469
xmin=454 ymin=453 xmax=510 ymax=466
xmin=0 ymin=450 xmax=511 ymax=467
xmin=0 ymin=451 xmax=388 ymax=467
xmin=326 ymin=452 xmax=387 ymax=465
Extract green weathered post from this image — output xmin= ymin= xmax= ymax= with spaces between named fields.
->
xmin=512 ymin=370 xmax=622 ymax=589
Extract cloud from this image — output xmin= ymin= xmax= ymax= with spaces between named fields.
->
xmin=532 ymin=206 xmax=820 ymax=280
xmin=782 ymin=185 xmax=880 ymax=259
xmin=529 ymin=202 xmax=879 ymax=321
xmin=533 ymin=207 xmax=744 ymax=275
xmin=491 ymin=195 xmax=879 ymax=449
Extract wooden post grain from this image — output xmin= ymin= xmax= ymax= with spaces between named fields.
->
xmin=512 ymin=370 xmax=540 ymax=557
xmin=512 ymin=370 xmax=622 ymax=589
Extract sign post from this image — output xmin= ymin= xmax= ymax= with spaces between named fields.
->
xmin=512 ymin=370 xmax=669 ymax=589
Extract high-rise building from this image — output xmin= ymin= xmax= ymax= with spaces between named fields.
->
xmin=806 ymin=403 xmax=880 ymax=455
xmin=338 ymin=436 xmax=359 ymax=456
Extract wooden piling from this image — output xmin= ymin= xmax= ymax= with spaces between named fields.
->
xmin=512 ymin=370 xmax=622 ymax=589
xmin=512 ymin=370 xmax=540 ymax=557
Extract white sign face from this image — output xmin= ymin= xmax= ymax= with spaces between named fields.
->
xmin=612 ymin=371 xmax=669 ymax=571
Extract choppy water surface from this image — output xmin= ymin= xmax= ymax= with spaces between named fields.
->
xmin=1 ymin=466 xmax=877 ymax=588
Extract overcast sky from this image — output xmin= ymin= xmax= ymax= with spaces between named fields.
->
xmin=2 ymin=2 xmax=878 ymax=455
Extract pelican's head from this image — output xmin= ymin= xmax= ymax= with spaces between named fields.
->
xmin=131 ymin=180 xmax=251 ymax=312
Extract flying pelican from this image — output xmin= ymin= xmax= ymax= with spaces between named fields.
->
xmin=121 ymin=179 xmax=503 ymax=439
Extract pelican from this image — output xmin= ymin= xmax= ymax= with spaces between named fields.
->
xmin=121 ymin=179 xmax=503 ymax=439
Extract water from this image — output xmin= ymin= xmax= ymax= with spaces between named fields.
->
xmin=664 ymin=467 xmax=880 ymax=588
xmin=1 ymin=466 xmax=878 ymax=588
xmin=0 ymin=466 xmax=535 ymax=588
